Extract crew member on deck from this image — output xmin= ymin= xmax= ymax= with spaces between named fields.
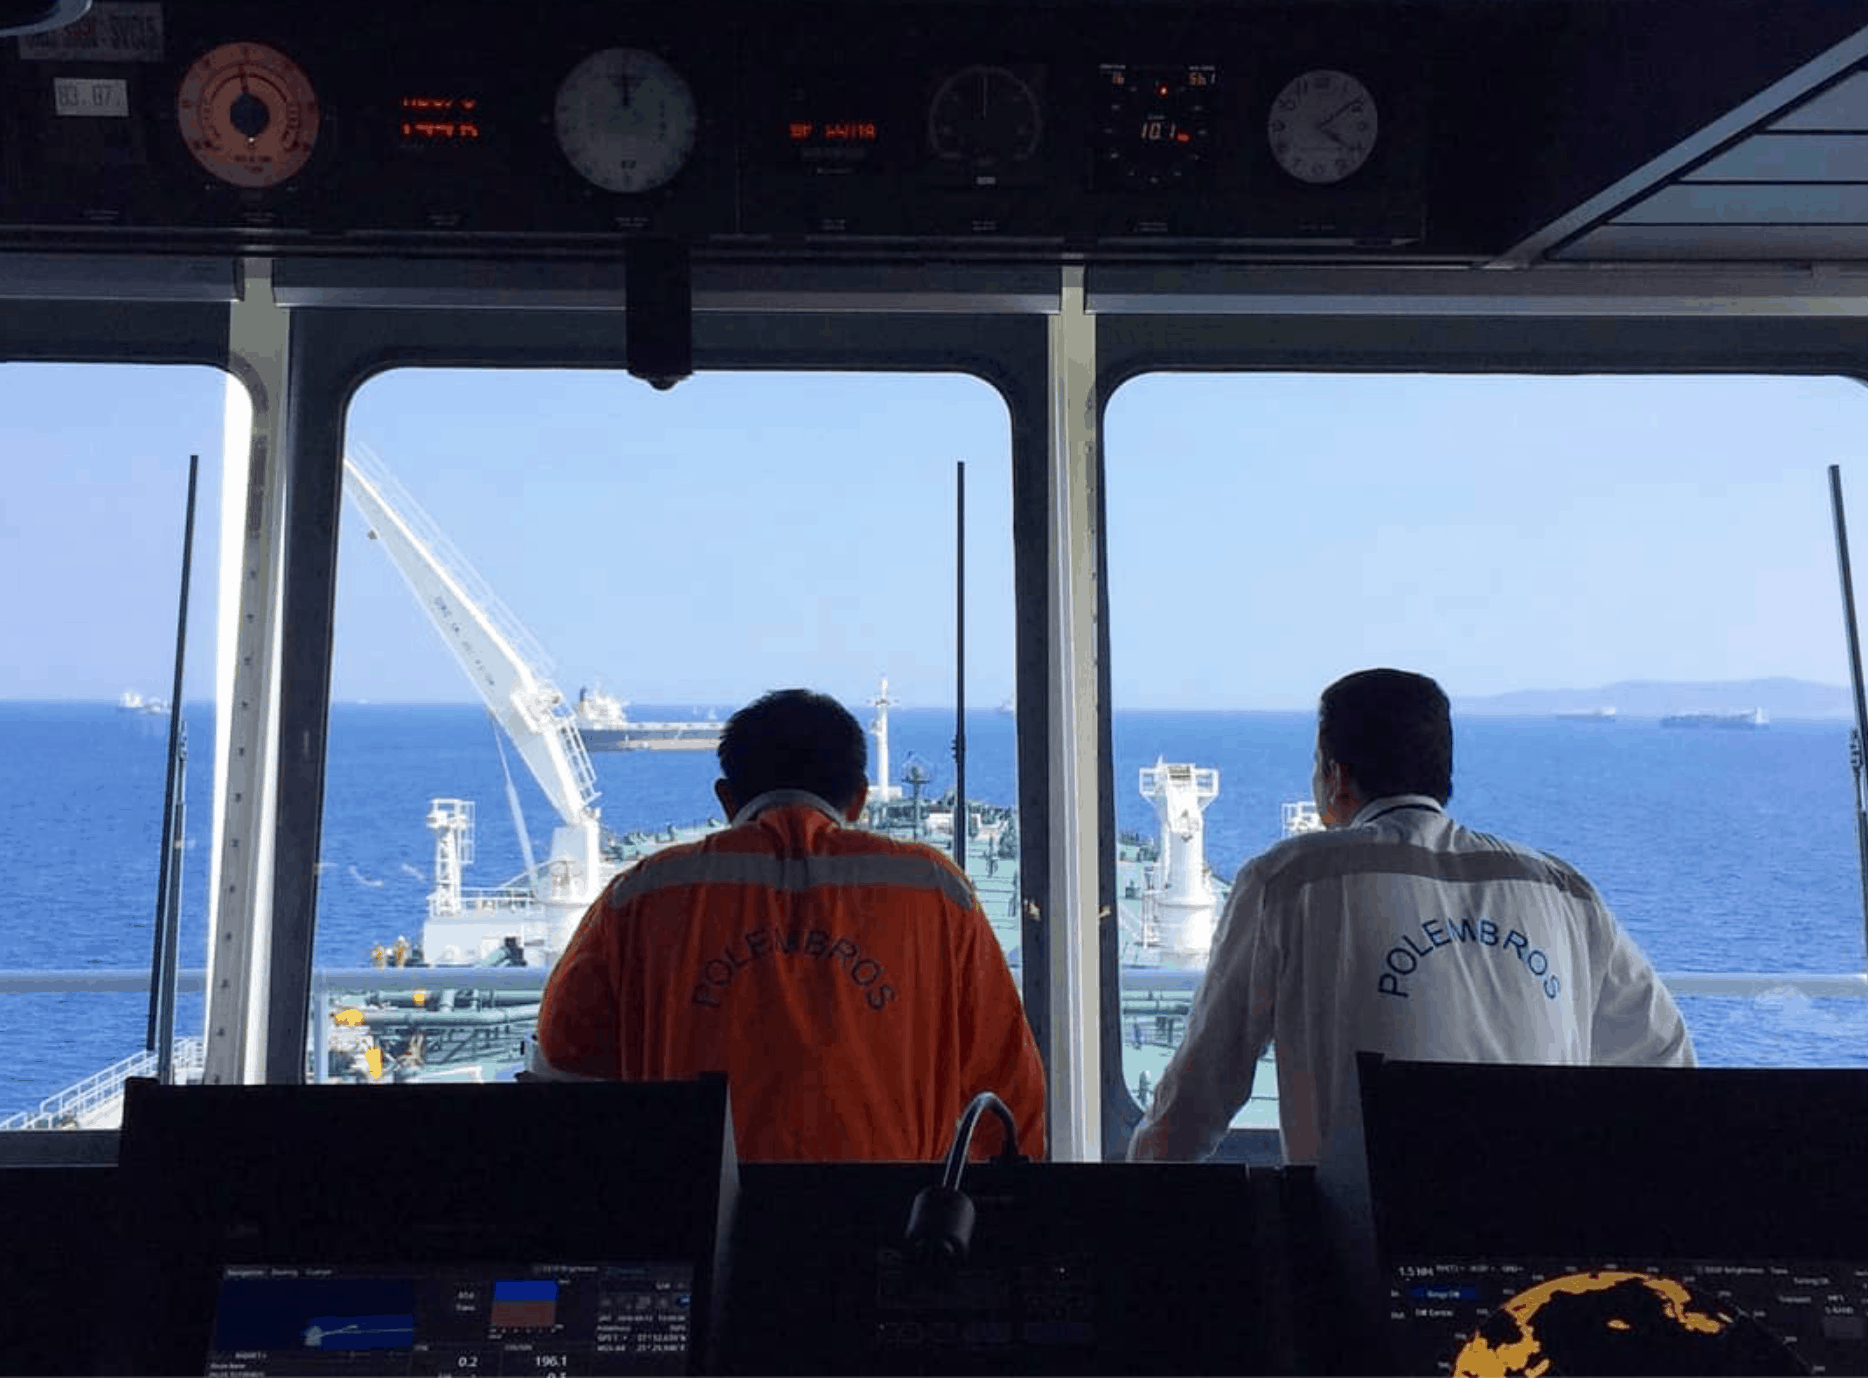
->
xmin=1128 ymin=668 xmax=1693 ymax=1166
xmin=531 ymin=687 xmax=1045 ymax=1162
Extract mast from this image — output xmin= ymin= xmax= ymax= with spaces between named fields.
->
xmin=869 ymin=676 xmax=898 ymax=803
xmin=146 ymin=453 xmax=198 ymax=1083
xmin=1828 ymin=465 xmax=1868 ymax=964
xmin=953 ymin=459 xmax=967 ymax=870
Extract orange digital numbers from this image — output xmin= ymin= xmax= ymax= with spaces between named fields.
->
xmin=397 ymin=96 xmax=484 ymax=145
xmin=790 ymin=119 xmax=878 ymax=144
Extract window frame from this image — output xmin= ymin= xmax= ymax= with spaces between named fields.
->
xmin=1092 ymin=306 xmax=1868 ymax=1161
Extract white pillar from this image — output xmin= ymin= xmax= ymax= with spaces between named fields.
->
xmin=203 ymin=258 xmax=291 ymax=1085
xmin=1139 ymin=763 xmax=1220 ymax=959
xmin=1046 ymin=265 xmax=1100 ymax=1160
xmin=870 ymin=676 xmax=898 ymax=802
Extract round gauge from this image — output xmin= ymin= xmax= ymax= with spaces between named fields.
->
xmin=176 ymin=41 xmax=321 ymax=188
xmin=553 ymin=47 xmax=697 ymax=194
xmin=927 ymin=65 xmax=1041 ymax=171
xmin=1267 ymin=69 xmax=1378 ymax=185
xmin=1097 ymin=65 xmax=1216 ymax=190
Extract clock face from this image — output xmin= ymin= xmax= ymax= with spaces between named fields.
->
xmin=1267 ymin=69 xmax=1378 ymax=185
xmin=926 ymin=65 xmax=1043 ymax=171
xmin=552 ymin=47 xmax=697 ymax=194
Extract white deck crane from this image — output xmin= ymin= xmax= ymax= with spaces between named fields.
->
xmin=342 ymin=447 xmax=604 ymax=963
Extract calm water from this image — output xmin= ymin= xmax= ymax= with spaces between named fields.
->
xmin=3 ymin=701 xmax=1866 ymax=1117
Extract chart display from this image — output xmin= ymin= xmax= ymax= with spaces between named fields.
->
xmin=1390 ymin=1256 xmax=1867 ymax=1375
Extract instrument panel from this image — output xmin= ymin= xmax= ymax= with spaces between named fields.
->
xmin=0 ymin=0 xmax=1429 ymax=253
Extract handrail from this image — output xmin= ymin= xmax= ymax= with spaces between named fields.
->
xmin=1115 ymin=968 xmax=1868 ymax=999
xmin=3 ymin=966 xmax=1867 ymax=998
xmin=0 ymin=967 xmax=1864 ymax=1133
xmin=0 ymin=1036 xmax=203 ymax=1132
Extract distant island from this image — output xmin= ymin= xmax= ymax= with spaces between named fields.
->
xmin=1453 ymin=677 xmax=1852 ymax=720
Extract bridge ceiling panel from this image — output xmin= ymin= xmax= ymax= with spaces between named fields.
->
xmin=0 ymin=0 xmax=1859 ymax=268
xmin=1561 ymin=61 xmax=1868 ymax=261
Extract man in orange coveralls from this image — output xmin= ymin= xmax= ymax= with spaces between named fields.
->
xmin=530 ymin=687 xmax=1046 ymax=1162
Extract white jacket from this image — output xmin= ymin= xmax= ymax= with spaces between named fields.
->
xmin=1127 ymin=795 xmax=1694 ymax=1164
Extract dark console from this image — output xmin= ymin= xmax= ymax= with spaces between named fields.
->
xmin=9 ymin=1066 xmax=1868 ymax=1375
xmin=114 ymin=1077 xmax=737 ymax=1377
xmin=1318 ymin=1057 xmax=1868 ymax=1375
xmin=0 ymin=0 xmax=1860 ymax=264
xmin=722 ymin=1161 xmax=1282 ymax=1374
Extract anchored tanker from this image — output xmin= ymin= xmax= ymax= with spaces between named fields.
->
xmin=573 ymin=688 xmax=722 ymax=751
xmin=1660 ymin=708 xmax=1769 ymax=728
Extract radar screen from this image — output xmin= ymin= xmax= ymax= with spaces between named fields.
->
xmin=1389 ymin=1257 xmax=1868 ymax=1375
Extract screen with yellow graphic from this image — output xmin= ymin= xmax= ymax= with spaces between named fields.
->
xmin=1388 ymin=1257 xmax=1866 ymax=1375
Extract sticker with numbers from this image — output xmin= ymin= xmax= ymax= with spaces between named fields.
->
xmin=53 ymin=76 xmax=129 ymax=117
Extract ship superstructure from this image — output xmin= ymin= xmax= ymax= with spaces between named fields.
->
xmin=573 ymin=687 xmax=722 ymax=751
xmin=1135 ymin=761 xmax=1222 ymax=963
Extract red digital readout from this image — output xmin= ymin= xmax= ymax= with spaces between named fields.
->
xmin=398 ymin=95 xmax=483 ymax=144
xmin=788 ymin=120 xmax=879 ymax=143
xmin=1140 ymin=120 xmax=1195 ymax=145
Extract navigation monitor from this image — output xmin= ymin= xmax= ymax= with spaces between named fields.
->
xmin=1387 ymin=1255 xmax=1853 ymax=1375
xmin=1326 ymin=1058 xmax=1868 ymax=1376
xmin=205 ymin=1261 xmax=693 ymax=1377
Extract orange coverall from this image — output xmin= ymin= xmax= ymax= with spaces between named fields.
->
xmin=534 ymin=791 xmax=1046 ymax=1162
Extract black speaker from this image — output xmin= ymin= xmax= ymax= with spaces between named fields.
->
xmin=626 ymin=237 xmax=693 ymax=391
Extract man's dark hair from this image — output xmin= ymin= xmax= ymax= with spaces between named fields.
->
xmin=1317 ymin=669 xmax=1453 ymax=805
xmin=718 ymin=688 xmax=868 ymax=810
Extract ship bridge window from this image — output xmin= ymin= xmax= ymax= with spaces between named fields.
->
xmin=1104 ymin=371 xmax=1868 ymax=1150
xmin=0 ymin=363 xmax=240 ymax=1135
xmin=319 ymin=368 xmax=1016 ymax=1092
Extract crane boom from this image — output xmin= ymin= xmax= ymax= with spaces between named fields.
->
xmin=341 ymin=447 xmax=600 ymax=833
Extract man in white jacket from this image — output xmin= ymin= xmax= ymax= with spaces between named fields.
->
xmin=1128 ymin=668 xmax=1694 ymax=1165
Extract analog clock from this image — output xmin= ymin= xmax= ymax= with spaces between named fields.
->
xmin=553 ymin=47 xmax=697 ymax=194
xmin=1267 ymin=69 xmax=1378 ymax=185
xmin=176 ymin=41 xmax=320 ymax=188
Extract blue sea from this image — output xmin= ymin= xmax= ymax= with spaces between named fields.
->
xmin=4 ymin=701 xmax=1867 ymax=1119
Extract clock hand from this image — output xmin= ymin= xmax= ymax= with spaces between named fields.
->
xmin=1317 ymin=97 xmax=1361 ymax=130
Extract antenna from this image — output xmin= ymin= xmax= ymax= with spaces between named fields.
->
xmin=1826 ymin=464 xmax=1868 ymax=964
xmin=953 ymin=459 xmax=967 ymax=870
xmin=146 ymin=453 xmax=198 ymax=1084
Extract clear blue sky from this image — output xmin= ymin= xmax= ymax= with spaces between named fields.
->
xmin=1 ymin=363 xmax=1862 ymax=709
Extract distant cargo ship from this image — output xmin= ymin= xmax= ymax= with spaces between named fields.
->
xmin=1660 ymin=708 xmax=1769 ymax=729
xmin=1555 ymin=707 xmax=1617 ymax=720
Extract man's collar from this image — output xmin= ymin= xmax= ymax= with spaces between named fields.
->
xmin=731 ymin=788 xmax=848 ymax=827
xmin=1348 ymin=794 xmax=1446 ymax=827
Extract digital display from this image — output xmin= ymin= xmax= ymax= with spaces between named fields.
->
xmin=788 ymin=120 xmax=878 ymax=143
xmin=397 ymin=95 xmax=484 ymax=147
xmin=784 ymin=112 xmax=886 ymax=171
xmin=1096 ymin=64 xmax=1217 ymax=190
xmin=206 ymin=1261 xmax=693 ymax=1377
xmin=1389 ymin=1255 xmax=1861 ymax=1376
